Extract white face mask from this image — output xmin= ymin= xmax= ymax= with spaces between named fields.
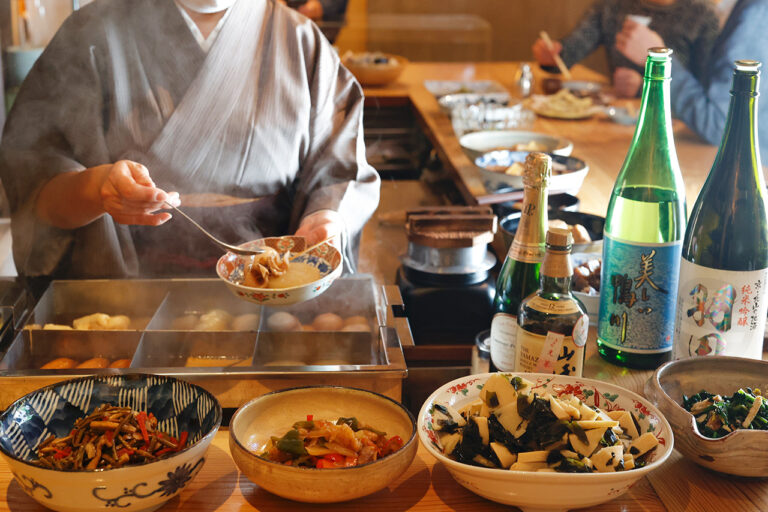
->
xmin=176 ymin=0 xmax=236 ymax=13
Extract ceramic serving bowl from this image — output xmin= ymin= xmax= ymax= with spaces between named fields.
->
xmin=499 ymin=210 xmax=604 ymax=254
xmin=419 ymin=373 xmax=674 ymax=512
xmin=342 ymin=52 xmax=407 ymax=86
xmin=0 ymin=374 xmax=221 ymax=512
xmin=570 ymin=251 xmax=602 ymax=325
xmin=645 ymin=356 xmax=768 ymax=477
xmin=459 ymin=130 xmax=573 ymax=161
xmin=230 ymin=386 xmax=418 ymax=503
xmin=216 ymin=235 xmax=342 ymax=306
xmin=475 ymin=150 xmax=588 ymax=195
xmin=437 ymin=92 xmax=512 ymax=114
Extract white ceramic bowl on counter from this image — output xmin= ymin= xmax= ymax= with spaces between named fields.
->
xmin=459 ymin=130 xmax=573 ymax=161
xmin=419 ymin=373 xmax=674 ymax=512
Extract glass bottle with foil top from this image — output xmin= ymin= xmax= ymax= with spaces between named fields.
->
xmin=515 ymin=228 xmax=589 ymax=376
xmin=674 ymin=60 xmax=768 ymax=360
xmin=489 ymin=152 xmax=551 ymax=371
xmin=597 ymin=47 xmax=687 ymax=369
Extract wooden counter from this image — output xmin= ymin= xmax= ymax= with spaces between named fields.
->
xmin=362 ymin=61 xmax=719 ymax=214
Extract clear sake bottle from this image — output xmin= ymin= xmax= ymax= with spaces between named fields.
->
xmin=597 ymin=48 xmax=687 ymax=369
xmin=516 ymin=228 xmax=589 ymax=376
xmin=489 ymin=152 xmax=551 ymax=371
xmin=674 ymin=60 xmax=768 ymax=360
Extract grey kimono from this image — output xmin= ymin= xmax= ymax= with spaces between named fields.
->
xmin=0 ymin=0 xmax=380 ymax=278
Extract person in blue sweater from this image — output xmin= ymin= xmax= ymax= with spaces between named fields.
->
xmin=616 ymin=0 xmax=768 ymax=165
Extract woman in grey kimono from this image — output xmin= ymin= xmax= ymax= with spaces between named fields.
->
xmin=0 ymin=0 xmax=380 ymax=278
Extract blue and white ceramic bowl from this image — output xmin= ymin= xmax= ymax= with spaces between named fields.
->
xmin=217 ymin=236 xmax=343 ymax=306
xmin=475 ymin=150 xmax=589 ymax=195
xmin=0 ymin=374 xmax=222 ymax=512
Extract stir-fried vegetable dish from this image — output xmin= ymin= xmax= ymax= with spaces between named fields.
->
xmin=431 ymin=374 xmax=659 ymax=473
xmin=682 ymin=388 xmax=768 ymax=438
xmin=260 ymin=415 xmax=404 ymax=468
xmin=35 ymin=404 xmax=189 ymax=470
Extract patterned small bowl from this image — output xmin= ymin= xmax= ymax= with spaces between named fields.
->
xmin=216 ymin=236 xmax=343 ymax=306
xmin=418 ymin=373 xmax=674 ymax=512
xmin=0 ymin=374 xmax=222 ymax=512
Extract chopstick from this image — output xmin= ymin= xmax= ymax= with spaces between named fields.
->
xmin=540 ymin=31 xmax=572 ymax=80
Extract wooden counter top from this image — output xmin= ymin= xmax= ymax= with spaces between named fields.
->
xmin=363 ymin=61 xmax=719 ymax=214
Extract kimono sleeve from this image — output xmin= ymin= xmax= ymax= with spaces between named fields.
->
xmin=291 ymin=23 xmax=380 ymax=270
xmin=0 ymin=11 xmax=109 ymax=276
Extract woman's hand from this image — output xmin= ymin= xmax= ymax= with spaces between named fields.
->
xmin=613 ymin=67 xmax=643 ymax=98
xmin=36 ymin=160 xmax=180 ymax=230
xmin=532 ymin=38 xmax=563 ymax=67
xmin=294 ymin=210 xmax=344 ymax=248
xmin=615 ymin=20 xmax=665 ymax=67
xmin=98 ymin=160 xmax=180 ymax=226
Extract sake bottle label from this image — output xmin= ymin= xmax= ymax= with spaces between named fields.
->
xmin=515 ymin=326 xmax=584 ymax=376
xmin=674 ymin=259 xmax=768 ymax=360
xmin=598 ymin=234 xmax=682 ymax=353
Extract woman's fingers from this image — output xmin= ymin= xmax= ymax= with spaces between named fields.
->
xmin=100 ymin=160 xmax=179 ymax=226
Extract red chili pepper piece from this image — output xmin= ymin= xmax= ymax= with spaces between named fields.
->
xmin=117 ymin=448 xmax=135 ymax=457
xmin=136 ymin=411 xmax=149 ymax=444
xmin=306 ymin=414 xmax=313 ymax=422
xmin=323 ymin=453 xmax=344 ymax=464
xmin=155 ymin=447 xmax=174 ymax=457
xmin=53 ymin=447 xmax=72 ymax=460
xmin=176 ymin=431 xmax=188 ymax=451
xmin=104 ymin=430 xmax=114 ymax=443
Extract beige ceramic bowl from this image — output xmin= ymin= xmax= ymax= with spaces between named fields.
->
xmin=229 ymin=386 xmax=418 ymax=503
xmin=342 ymin=53 xmax=408 ymax=86
xmin=645 ymin=356 xmax=768 ymax=476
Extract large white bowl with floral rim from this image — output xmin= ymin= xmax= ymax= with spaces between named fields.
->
xmin=216 ymin=236 xmax=342 ymax=306
xmin=418 ymin=373 xmax=674 ymax=512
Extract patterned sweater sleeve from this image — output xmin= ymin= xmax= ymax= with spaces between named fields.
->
xmin=559 ymin=3 xmax=605 ymax=68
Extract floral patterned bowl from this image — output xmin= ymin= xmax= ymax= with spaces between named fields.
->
xmin=216 ymin=236 xmax=343 ymax=306
xmin=0 ymin=374 xmax=222 ymax=512
xmin=418 ymin=373 xmax=674 ymax=512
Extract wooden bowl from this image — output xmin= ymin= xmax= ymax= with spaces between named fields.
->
xmin=645 ymin=356 xmax=768 ymax=476
xmin=342 ymin=53 xmax=407 ymax=86
xmin=229 ymin=386 xmax=418 ymax=503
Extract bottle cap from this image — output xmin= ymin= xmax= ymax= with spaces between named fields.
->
xmin=735 ymin=60 xmax=761 ymax=72
xmin=522 ymin=152 xmax=552 ymax=188
xmin=546 ymin=227 xmax=572 ymax=249
xmin=648 ymin=47 xmax=673 ymax=58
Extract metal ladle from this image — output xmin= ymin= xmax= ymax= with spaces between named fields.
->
xmin=164 ymin=202 xmax=265 ymax=257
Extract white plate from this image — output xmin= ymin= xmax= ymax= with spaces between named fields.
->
xmin=424 ymin=80 xmax=508 ymax=98
xmin=459 ymin=130 xmax=573 ymax=161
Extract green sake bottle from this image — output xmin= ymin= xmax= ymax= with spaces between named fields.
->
xmin=597 ymin=48 xmax=687 ymax=369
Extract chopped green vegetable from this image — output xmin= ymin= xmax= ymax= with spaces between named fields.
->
xmin=682 ymin=388 xmax=768 ymax=438
xmin=276 ymin=429 xmax=308 ymax=456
